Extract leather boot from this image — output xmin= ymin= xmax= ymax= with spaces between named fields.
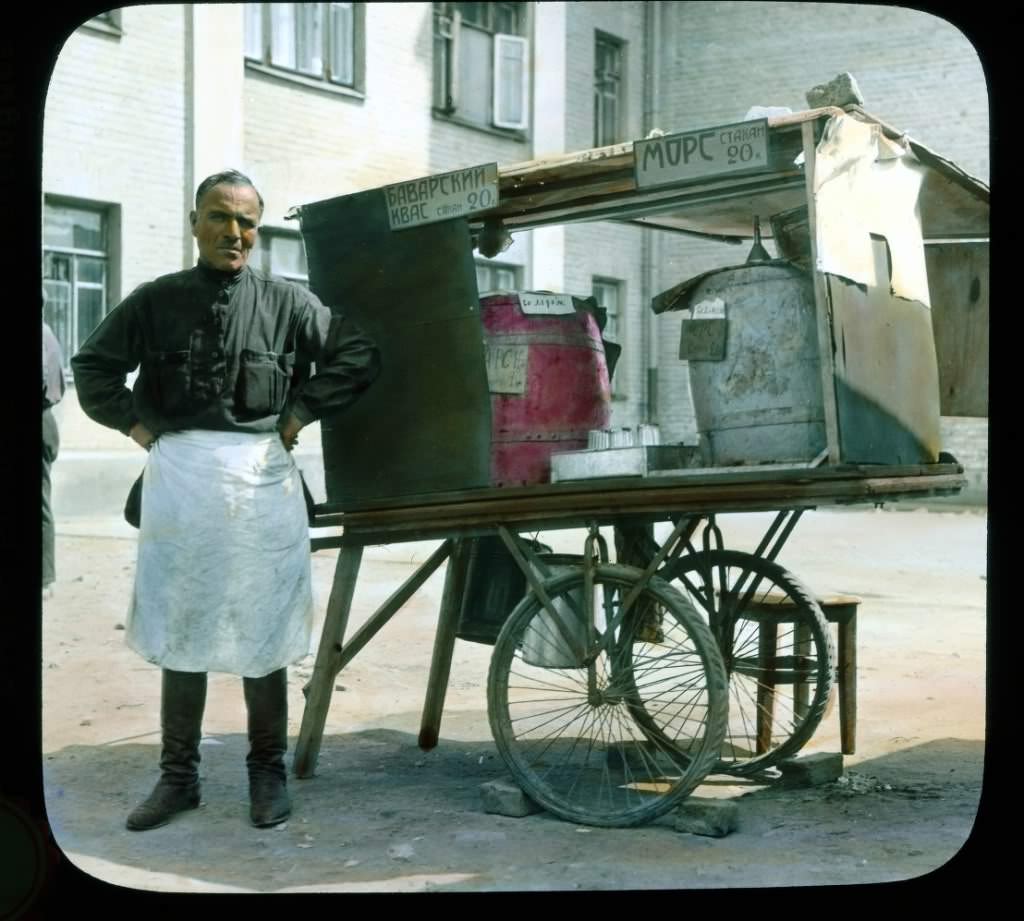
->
xmin=243 ymin=668 xmax=291 ymax=828
xmin=126 ymin=669 xmax=206 ymax=831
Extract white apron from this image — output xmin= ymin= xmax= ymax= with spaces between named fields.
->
xmin=125 ymin=430 xmax=314 ymax=678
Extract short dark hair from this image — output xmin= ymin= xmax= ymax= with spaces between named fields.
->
xmin=194 ymin=170 xmax=265 ymax=215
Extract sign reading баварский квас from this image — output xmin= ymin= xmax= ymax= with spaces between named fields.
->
xmin=384 ymin=163 xmax=499 ymax=229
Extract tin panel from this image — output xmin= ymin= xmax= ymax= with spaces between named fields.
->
xmin=299 ymin=188 xmax=492 ymax=508
xmin=924 ymin=242 xmax=988 ymax=417
xmin=678 ymin=296 xmax=727 ymax=361
xmin=827 ymin=275 xmax=941 ymax=464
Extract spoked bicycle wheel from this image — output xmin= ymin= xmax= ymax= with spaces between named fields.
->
xmin=646 ymin=550 xmax=834 ymax=776
xmin=487 ymin=563 xmax=728 ymax=828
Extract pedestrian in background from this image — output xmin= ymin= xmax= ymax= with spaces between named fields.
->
xmin=42 ymin=299 xmax=66 ymax=601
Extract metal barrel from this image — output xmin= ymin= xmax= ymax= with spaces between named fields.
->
xmin=682 ymin=262 xmax=826 ymax=466
xmin=481 ymin=293 xmax=612 ymax=487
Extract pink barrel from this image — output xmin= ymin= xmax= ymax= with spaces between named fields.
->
xmin=481 ymin=293 xmax=611 ymax=487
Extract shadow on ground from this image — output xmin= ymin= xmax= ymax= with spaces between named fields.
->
xmin=41 ymin=727 xmax=984 ymax=893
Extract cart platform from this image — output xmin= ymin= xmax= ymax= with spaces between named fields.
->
xmin=309 ymin=461 xmax=966 ymax=546
xmin=293 ymin=461 xmax=965 ymax=826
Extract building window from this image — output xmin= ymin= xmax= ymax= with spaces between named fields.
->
xmin=594 ymin=33 xmax=624 ymax=147
xmin=592 ymin=276 xmax=623 ymax=394
xmin=433 ymin=2 xmax=529 ymax=132
xmin=475 ymin=260 xmax=521 ymax=295
xmin=245 ymin=3 xmax=363 ymax=90
xmin=592 ymin=277 xmax=621 ymax=341
xmin=254 ymin=230 xmax=310 ymax=287
xmin=43 ymin=202 xmax=110 ymax=371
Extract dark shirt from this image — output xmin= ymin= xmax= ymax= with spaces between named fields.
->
xmin=71 ymin=262 xmax=380 ymax=437
xmin=42 ymin=321 xmax=66 ymax=410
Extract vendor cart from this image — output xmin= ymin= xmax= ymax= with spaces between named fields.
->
xmin=287 ymin=104 xmax=987 ymax=828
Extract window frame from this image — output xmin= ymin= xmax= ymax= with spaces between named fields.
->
xmin=475 ymin=259 xmax=522 ymax=296
xmin=492 ymin=34 xmax=529 ymax=131
xmin=253 ymin=228 xmax=311 ymax=288
xmin=594 ymin=31 xmax=625 ymax=148
xmin=244 ymin=2 xmax=366 ymax=97
xmin=433 ymin=1 xmax=530 ymax=138
xmin=43 ymin=201 xmax=113 ymax=373
xmin=591 ymin=275 xmax=625 ymax=397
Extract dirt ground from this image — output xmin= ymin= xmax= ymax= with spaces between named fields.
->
xmin=39 ymin=504 xmax=988 ymax=893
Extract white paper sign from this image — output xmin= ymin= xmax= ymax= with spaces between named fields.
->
xmin=518 ymin=292 xmax=577 ymax=315
xmin=687 ymin=297 xmax=726 ymax=319
xmin=485 ymin=343 xmax=528 ymax=394
xmin=384 ymin=163 xmax=499 ymax=229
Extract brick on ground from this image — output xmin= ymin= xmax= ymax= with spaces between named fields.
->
xmin=777 ymin=751 xmax=844 ymax=787
xmin=480 ymin=779 xmax=543 ymax=818
xmin=675 ymin=797 xmax=739 ymax=838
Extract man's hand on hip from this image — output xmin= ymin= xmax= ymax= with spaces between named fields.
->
xmin=279 ymin=413 xmax=304 ymax=452
xmin=130 ymin=422 xmax=156 ymax=451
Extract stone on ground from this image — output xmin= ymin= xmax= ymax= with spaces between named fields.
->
xmin=480 ymin=779 xmax=543 ymax=817
xmin=675 ymin=797 xmax=739 ymax=838
xmin=777 ymin=751 xmax=844 ymax=787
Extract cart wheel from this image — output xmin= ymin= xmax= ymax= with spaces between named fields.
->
xmin=487 ymin=563 xmax=728 ymax=828
xmin=647 ymin=550 xmax=834 ymax=776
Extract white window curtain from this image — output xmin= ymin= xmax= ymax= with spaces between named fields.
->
xmin=271 ymin=235 xmax=309 ymax=280
xmin=296 ymin=3 xmax=324 ymax=76
xmin=493 ymin=34 xmax=528 ymax=130
xmin=244 ymin=3 xmax=263 ymax=59
xmin=329 ymin=2 xmax=354 ymax=84
xmin=271 ymin=4 xmax=297 ymax=69
xmin=458 ymin=24 xmax=491 ymax=126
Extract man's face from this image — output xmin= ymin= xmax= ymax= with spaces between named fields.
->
xmin=190 ymin=183 xmax=262 ymax=272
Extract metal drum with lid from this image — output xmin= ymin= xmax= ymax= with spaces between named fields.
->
xmin=672 ymin=260 xmax=826 ymax=466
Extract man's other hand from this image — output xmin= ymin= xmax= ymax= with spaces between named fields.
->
xmin=279 ymin=414 xmax=304 ymax=452
xmin=130 ymin=422 xmax=156 ymax=451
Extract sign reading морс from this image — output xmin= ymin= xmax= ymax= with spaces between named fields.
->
xmin=634 ymin=119 xmax=770 ymax=188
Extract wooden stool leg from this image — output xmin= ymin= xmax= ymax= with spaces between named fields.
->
xmin=838 ymin=612 xmax=857 ymax=755
xmin=756 ymin=620 xmax=778 ymax=754
xmin=418 ymin=538 xmax=473 ymax=751
xmin=294 ymin=544 xmax=364 ymax=778
xmin=793 ymin=619 xmax=810 ymax=722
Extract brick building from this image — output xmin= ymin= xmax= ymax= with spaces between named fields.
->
xmin=42 ymin=2 xmax=988 ymax=510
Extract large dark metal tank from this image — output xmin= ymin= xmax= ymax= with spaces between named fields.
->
xmin=297 ymin=189 xmax=493 ymax=508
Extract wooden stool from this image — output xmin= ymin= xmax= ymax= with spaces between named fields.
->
xmin=818 ymin=594 xmax=860 ymax=755
xmin=738 ymin=592 xmax=861 ymax=756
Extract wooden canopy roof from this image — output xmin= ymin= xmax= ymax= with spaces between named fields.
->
xmin=469 ymin=107 xmax=989 ymax=244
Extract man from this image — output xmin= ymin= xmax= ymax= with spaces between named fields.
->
xmin=71 ymin=169 xmax=380 ymax=831
xmin=42 ymin=303 xmax=66 ymax=601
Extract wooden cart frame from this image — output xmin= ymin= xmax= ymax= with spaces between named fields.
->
xmin=294 ymin=464 xmax=965 ymax=772
xmin=291 ymin=105 xmax=986 ymax=825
